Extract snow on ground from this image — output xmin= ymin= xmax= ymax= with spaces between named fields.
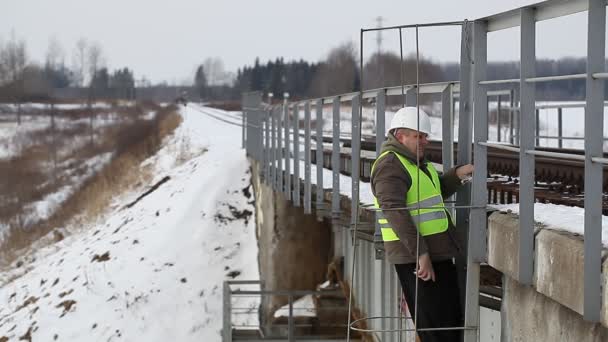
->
xmin=273 ymin=295 xmax=316 ymax=318
xmin=0 ymin=105 xmax=259 ymax=341
xmin=491 ymin=203 xmax=608 ymax=247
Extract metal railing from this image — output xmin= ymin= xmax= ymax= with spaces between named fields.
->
xmin=241 ymin=0 xmax=608 ymax=340
xmin=222 ymin=280 xmax=350 ymax=342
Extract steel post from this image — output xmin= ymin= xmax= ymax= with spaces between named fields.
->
xmin=332 ymin=97 xmax=341 ymax=217
xmin=278 ymin=104 xmax=283 ymax=194
xmin=265 ymin=110 xmax=271 ymax=184
xmin=304 ymin=101 xmax=312 ymax=214
xmin=271 ymin=107 xmax=277 ymax=190
xmin=222 ymin=282 xmax=232 ymax=342
xmin=455 ymin=20 xmax=473 ymax=319
xmin=285 ymin=103 xmax=291 ymax=200
xmin=351 ymin=95 xmax=361 ymax=225
xmin=497 ymin=95 xmax=502 ymax=142
xmin=441 ymin=84 xmax=454 ymax=170
xmin=288 ymin=295 xmax=294 ymax=342
xmin=464 ymin=19 xmax=488 ymax=342
xmin=519 ymin=7 xmax=536 ymax=285
xmin=509 ymin=89 xmax=515 ymax=144
xmin=558 ymin=107 xmax=563 ymax=148
xmin=374 ymin=90 xmax=386 ymax=255
xmin=584 ymin=0 xmax=605 ymax=322
xmin=535 ymin=109 xmax=540 ymax=146
xmin=294 ymin=103 xmax=301 ymax=207
xmin=316 ymin=100 xmax=324 ymax=213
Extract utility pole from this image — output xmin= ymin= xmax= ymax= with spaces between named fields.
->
xmin=375 ymin=16 xmax=384 ymax=55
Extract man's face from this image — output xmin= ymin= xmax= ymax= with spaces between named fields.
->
xmin=395 ymin=128 xmax=429 ymax=158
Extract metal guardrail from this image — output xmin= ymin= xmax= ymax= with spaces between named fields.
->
xmin=222 ymin=280 xmax=350 ymax=342
xmin=241 ymin=0 xmax=608 ymax=340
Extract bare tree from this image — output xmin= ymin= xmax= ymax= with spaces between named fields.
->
xmin=0 ymin=31 xmax=27 ymax=84
xmin=203 ymin=57 xmax=224 ymax=86
xmin=87 ymin=42 xmax=104 ymax=84
xmin=71 ymin=38 xmax=87 ymax=86
xmin=308 ymin=41 xmax=359 ymax=97
xmin=45 ymin=36 xmax=65 ymax=70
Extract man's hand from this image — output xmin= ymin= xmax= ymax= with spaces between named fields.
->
xmin=417 ymin=253 xmax=436 ymax=282
xmin=456 ymin=164 xmax=474 ymax=180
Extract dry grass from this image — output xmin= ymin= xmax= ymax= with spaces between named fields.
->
xmin=0 ymin=103 xmax=182 ymax=268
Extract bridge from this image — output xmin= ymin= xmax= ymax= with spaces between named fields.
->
xmin=225 ymin=0 xmax=608 ymax=341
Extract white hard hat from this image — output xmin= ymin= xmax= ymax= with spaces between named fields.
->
xmin=387 ymin=106 xmax=432 ymax=136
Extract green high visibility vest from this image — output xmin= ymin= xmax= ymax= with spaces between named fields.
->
xmin=372 ymin=151 xmax=449 ymax=241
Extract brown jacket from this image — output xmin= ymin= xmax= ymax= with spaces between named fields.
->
xmin=371 ymin=133 xmax=464 ymax=265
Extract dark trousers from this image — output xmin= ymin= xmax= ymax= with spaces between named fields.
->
xmin=394 ymin=261 xmax=463 ymax=342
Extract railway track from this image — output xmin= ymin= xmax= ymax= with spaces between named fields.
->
xmin=310 ymin=137 xmax=608 ymax=214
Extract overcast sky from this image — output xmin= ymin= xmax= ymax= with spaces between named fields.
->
xmin=2 ymin=0 xmax=590 ymax=84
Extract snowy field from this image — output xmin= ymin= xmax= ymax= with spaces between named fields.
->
xmin=0 ymin=105 xmax=259 ymax=341
xmin=0 ymin=105 xmax=164 ymax=238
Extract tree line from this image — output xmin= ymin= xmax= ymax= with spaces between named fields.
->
xmin=0 ymin=33 xmax=135 ymax=102
xmin=0 ymin=30 xmax=595 ymax=103
xmin=194 ymin=41 xmax=592 ymax=102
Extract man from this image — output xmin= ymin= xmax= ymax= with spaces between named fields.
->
xmin=370 ymin=106 xmax=474 ymax=342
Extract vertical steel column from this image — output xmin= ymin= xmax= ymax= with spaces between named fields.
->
xmin=242 ymin=99 xmax=246 ymax=149
xmin=497 ymin=95 xmax=502 ymax=142
xmin=285 ymin=103 xmax=291 ymax=200
xmin=509 ymin=89 xmax=515 ymax=145
xmin=379 ymin=260 xmax=387 ymax=342
xmin=294 ymin=103 xmax=301 ymax=207
xmin=304 ymin=101 xmax=312 ymax=214
xmin=245 ymin=92 xmax=263 ymax=162
xmin=278 ymin=104 xmax=284 ymax=194
xmin=441 ymin=84 xmax=454 ymax=170
xmin=374 ymin=90 xmax=386 ymax=249
xmin=263 ymin=110 xmax=269 ymax=184
xmin=375 ymin=91 xmax=386 ymax=156
xmin=332 ymin=97 xmax=341 ymax=217
xmin=222 ymin=282 xmax=231 ymax=342
xmin=316 ymin=100 xmax=324 ymax=213
xmin=456 ymin=21 xmax=473 ymax=312
xmin=465 ymin=19 xmax=488 ymax=342
xmin=535 ymin=109 xmax=540 ymax=146
xmin=584 ymin=0 xmax=606 ymax=322
xmin=271 ymin=107 xmax=277 ymax=190
xmin=288 ymin=295 xmax=294 ymax=342
xmin=519 ymin=8 xmax=536 ymax=285
xmin=351 ymin=95 xmax=361 ymax=225
xmin=558 ymin=107 xmax=563 ymax=148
